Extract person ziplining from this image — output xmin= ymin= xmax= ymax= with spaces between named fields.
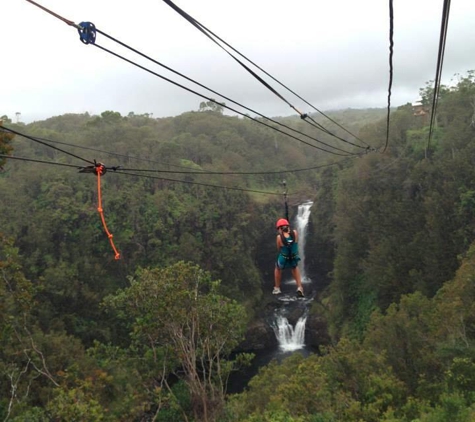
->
xmin=272 ymin=181 xmax=304 ymax=297
xmin=273 ymin=218 xmax=304 ymax=297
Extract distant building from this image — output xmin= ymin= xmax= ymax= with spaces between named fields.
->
xmin=412 ymin=99 xmax=429 ymax=117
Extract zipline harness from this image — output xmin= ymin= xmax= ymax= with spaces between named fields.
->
xmin=278 ymin=180 xmax=297 ymax=261
xmin=282 ymin=180 xmax=289 ymax=222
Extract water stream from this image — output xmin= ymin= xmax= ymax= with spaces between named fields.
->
xmin=274 ymin=201 xmax=313 ymax=351
xmin=228 ymin=202 xmax=315 ymax=393
xmin=275 ymin=315 xmax=308 ymax=352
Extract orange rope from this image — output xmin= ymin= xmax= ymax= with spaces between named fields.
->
xmin=25 ymin=0 xmax=80 ymax=29
xmin=96 ymin=165 xmax=121 ymax=260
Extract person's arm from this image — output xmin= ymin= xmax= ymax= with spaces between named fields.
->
xmin=276 ymin=235 xmax=282 ymax=251
xmin=293 ymin=230 xmax=299 ymax=242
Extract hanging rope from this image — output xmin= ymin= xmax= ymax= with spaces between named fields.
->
xmin=88 ymin=163 xmax=121 ymax=260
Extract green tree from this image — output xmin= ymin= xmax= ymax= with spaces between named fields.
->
xmin=0 ymin=118 xmax=14 ymax=168
xmin=106 ymin=262 xmax=250 ymax=422
xmin=0 ymin=235 xmax=62 ymax=420
xmin=199 ymin=100 xmax=225 ymax=114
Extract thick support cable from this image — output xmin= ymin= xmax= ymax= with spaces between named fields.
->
xmin=0 ymin=154 xmax=84 ymax=169
xmin=24 ymin=0 xmax=358 ymax=157
xmin=162 ymin=0 xmax=370 ymax=149
xmin=15 ymin=134 xmax=357 ymax=174
xmin=91 ymin=43 xmax=353 ymax=156
xmin=95 ymin=165 xmax=120 ymax=260
xmin=427 ymin=0 xmax=451 ymax=157
xmin=0 ymin=126 xmax=95 ymax=165
xmin=163 ymin=0 xmax=297 ymax=111
xmin=95 ymin=28 xmax=355 ymax=155
xmin=382 ymin=0 xmax=394 ymax=153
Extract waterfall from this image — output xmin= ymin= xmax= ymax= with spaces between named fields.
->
xmin=273 ymin=201 xmax=313 ymax=351
xmin=291 ymin=201 xmax=313 ymax=282
xmin=274 ymin=316 xmax=307 ymax=352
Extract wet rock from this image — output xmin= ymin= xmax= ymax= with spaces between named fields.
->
xmin=238 ymin=319 xmax=277 ymax=351
xmin=305 ymin=313 xmax=331 ymax=349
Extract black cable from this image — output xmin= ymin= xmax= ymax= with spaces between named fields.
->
xmin=162 ymin=0 xmax=370 ymax=149
xmin=0 ymin=126 xmax=95 ymax=165
xmin=95 ymin=28 xmax=356 ymax=155
xmin=114 ymin=170 xmax=288 ymax=196
xmin=427 ymin=0 xmax=451 ymax=155
xmin=117 ymin=157 xmax=355 ymax=175
xmin=91 ymin=42 xmax=354 ymax=157
xmin=14 ymin=131 xmax=356 ymax=175
xmin=0 ymin=153 xmax=349 ymax=197
xmin=0 ymin=154 xmax=84 ymax=169
xmin=305 ymin=115 xmax=371 ymax=150
xmin=162 ymin=0 xmax=299 ymax=112
xmin=25 ymin=134 xmax=213 ymax=172
xmin=24 ymin=0 xmax=368 ymax=151
xmin=0 ymin=153 xmax=299 ymax=196
xmin=382 ymin=0 xmax=394 ymax=154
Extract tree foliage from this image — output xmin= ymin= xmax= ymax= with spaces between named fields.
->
xmin=2 ymin=72 xmax=475 ymax=419
xmin=0 ymin=117 xmax=14 ymax=168
xmin=106 ymin=262 xmax=249 ymax=422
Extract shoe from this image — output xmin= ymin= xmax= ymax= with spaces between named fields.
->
xmin=297 ymin=287 xmax=304 ymax=297
xmin=272 ymin=287 xmax=282 ymax=295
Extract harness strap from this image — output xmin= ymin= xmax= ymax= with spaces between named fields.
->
xmin=280 ymin=231 xmax=296 ymax=260
xmin=282 ymin=180 xmax=289 ymax=222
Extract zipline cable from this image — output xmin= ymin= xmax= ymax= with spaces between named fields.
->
xmin=426 ymin=0 xmax=451 ymax=157
xmin=95 ymin=28 xmax=357 ymax=155
xmin=115 ymin=158 xmax=356 ymax=175
xmin=162 ymin=0 xmax=371 ymax=149
xmin=24 ymin=0 xmax=364 ymax=156
xmin=382 ymin=0 xmax=394 ymax=153
xmin=282 ymin=180 xmax=289 ymax=222
xmin=162 ymin=0 xmax=304 ymax=116
xmin=0 ymin=154 xmax=83 ymax=169
xmin=1 ymin=152 xmax=317 ymax=197
xmin=113 ymin=169 xmax=296 ymax=196
xmin=91 ymin=42 xmax=353 ymax=157
xmin=0 ymin=126 xmax=94 ymax=165
xmin=15 ymin=132 xmax=222 ymax=173
xmin=6 ymin=126 xmax=357 ymax=175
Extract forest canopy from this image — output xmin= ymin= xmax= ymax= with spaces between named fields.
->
xmin=1 ymin=72 xmax=475 ymax=420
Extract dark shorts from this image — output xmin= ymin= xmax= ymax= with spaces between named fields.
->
xmin=276 ymin=254 xmax=300 ymax=270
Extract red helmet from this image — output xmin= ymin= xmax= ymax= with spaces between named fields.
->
xmin=276 ymin=218 xmax=290 ymax=229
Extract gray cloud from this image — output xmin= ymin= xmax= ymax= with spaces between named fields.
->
xmin=3 ymin=0 xmax=475 ymax=123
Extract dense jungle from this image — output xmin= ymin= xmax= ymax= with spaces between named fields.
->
xmin=1 ymin=72 xmax=475 ymax=421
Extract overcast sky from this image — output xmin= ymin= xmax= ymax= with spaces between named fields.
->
xmin=3 ymin=0 xmax=475 ymax=123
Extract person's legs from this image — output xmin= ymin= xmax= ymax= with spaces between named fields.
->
xmin=273 ymin=265 xmax=282 ymax=293
xmin=291 ymin=266 xmax=303 ymax=292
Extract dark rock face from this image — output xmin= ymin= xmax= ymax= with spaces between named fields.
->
xmin=239 ymin=303 xmax=331 ymax=352
xmin=305 ymin=313 xmax=331 ymax=349
xmin=238 ymin=319 xmax=278 ymax=351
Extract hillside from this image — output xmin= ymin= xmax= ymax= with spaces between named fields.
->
xmin=2 ymin=72 xmax=475 ymax=420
